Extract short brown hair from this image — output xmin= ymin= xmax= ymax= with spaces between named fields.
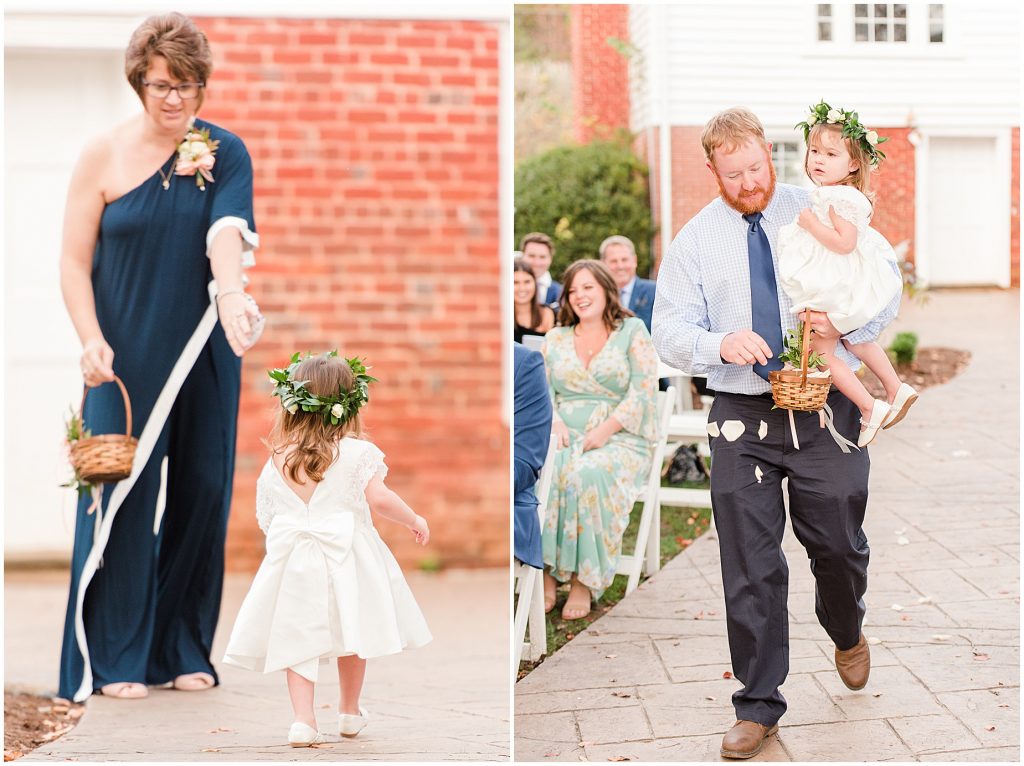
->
xmin=125 ymin=13 xmax=213 ymax=108
xmin=265 ymin=354 xmax=364 ymax=485
xmin=519 ymin=232 xmax=554 ymax=255
xmin=556 ymin=259 xmax=634 ymax=331
xmin=701 ymin=107 xmax=767 ymax=163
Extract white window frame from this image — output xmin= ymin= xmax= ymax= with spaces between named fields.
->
xmin=810 ymin=3 xmax=961 ymax=59
xmin=769 ymin=136 xmax=813 ymax=189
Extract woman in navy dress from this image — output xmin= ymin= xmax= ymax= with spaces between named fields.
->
xmin=58 ymin=13 xmax=260 ymax=701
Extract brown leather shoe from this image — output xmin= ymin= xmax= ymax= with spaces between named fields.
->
xmin=720 ymin=720 xmax=779 ymax=760
xmin=835 ymin=633 xmax=870 ymax=690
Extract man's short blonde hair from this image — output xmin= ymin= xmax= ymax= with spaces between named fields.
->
xmin=599 ymin=235 xmax=636 ymax=259
xmin=701 ymin=107 xmax=768 ymax=163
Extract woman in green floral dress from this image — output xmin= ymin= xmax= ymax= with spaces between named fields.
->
xmin=541 ymin=260 xmax=658 ymax=620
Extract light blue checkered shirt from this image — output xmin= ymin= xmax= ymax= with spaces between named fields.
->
xmin=652 ymin=183 xmax=901 ymax=395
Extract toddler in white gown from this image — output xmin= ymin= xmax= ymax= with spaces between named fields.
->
xmin=223 ymin=352 xmax=431 ymax=746
xmin=778 ymin=102 xmax=918 ymax=447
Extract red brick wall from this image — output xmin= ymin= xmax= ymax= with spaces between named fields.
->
xmin=195 ymin=17 xmax=506 ymax=572
xmin=870 ymin=127 xmax=916 ymax=266
xmin=570 ymin=4 xmax=630 ymax=144
xmin=1012 ymin=127 xmax=1020 ymax=287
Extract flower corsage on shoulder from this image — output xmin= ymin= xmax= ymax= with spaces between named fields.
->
xmin=176 ymin=121 xmax=220 ymax=190
xmin=795 ymin=100 xmax=888 ymax=167
xmin=269 ymin=351 xmax=377 ymax=425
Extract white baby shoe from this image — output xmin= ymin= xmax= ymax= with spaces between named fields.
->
xmin=288 ymin=721 xmax=325 ymax=747
xmin=882 ymin=382 xmax=919 ymax=430
xmin=338 ymin=707 xmax=370 ymax=738
xmin=857 ymin=399 xmax=890 ymax=448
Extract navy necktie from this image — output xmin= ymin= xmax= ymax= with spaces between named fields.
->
xmin=742 ymin=212 xmax=784 ymax=380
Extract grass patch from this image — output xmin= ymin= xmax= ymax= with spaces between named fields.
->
xmin=517 ymin=472 xmax=711 ymax=680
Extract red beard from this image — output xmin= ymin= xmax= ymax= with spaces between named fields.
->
xmin=715 ymin=160 xmax=777 ymax=215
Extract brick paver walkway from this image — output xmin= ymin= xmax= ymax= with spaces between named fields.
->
xmin=515 ymin=289 xmax=1019 ymax=762
xmin=7 ymin=569 xmax=509 ymax=761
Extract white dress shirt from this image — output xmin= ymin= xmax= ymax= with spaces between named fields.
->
xmin=652 ymin=183 xmax=901 ymax=395
xmin=619 ymin=276 xmax=636 ymax=309
xmin=535 ymin=270 xmax=552 ymax=304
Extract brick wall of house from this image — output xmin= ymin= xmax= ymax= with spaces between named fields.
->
xmin=195 ymin=16 xmax=506 ymax=572
xmin=1012 ymin=128 xmax=1020 ymax=287
xmin=570 ymin=4 xmax=630 ymax=144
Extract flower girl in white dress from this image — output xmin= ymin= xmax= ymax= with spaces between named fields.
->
xmin=223 ymin=352 xmax=431 ymax=747
xmin=778 ymin=101 xmax=917 ymax=447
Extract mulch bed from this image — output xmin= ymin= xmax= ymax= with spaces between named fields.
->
xmin=4 ymin=692 xmax=85 ymax=761
xmin=859 ymin=347 xmax=971 ymax=398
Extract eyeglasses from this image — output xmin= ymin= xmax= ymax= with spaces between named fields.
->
xmin=142 ymin=80 xmax=205 ymax=99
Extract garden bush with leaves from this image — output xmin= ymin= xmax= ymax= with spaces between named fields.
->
xmin=888 ymin=332 xmax=919 ymax=366
xmin=514 ymin=138 xmax=654 ymax=279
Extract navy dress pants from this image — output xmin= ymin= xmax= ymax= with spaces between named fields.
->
xmin=708 ymin=389 xmax=870 ymax=726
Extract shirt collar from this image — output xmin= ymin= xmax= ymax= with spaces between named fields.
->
xmin=719 ymin=189 xmax=782 ymax=226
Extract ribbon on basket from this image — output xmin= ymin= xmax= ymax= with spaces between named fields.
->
xmin=85 ymin=484 xmax=105 ymax=568
xmin=786 ymin=403 xmax=858 ymax=454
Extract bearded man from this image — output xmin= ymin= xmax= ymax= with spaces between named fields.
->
xmin=651 ymin=107 xmax=901 ymax=759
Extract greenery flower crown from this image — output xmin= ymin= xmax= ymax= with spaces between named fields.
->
xmin=269 ymin=351 xmax=377 ymax=426
xmin=794 ymin=100 xmax=889 ymax=167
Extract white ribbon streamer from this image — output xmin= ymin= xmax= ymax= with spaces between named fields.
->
xmin=783 ymin=403 xmax=859 ymax=455
xmin=72 ymin=286 xmax=220 ymax=702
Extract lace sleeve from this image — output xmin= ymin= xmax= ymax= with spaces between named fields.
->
xmin=821 ymin=186 xmax=872 ymax=235
xmin=255 ymin=474 xmax=275 ymax=534
xmin=353 ymin=442 xmax=388 ymax=496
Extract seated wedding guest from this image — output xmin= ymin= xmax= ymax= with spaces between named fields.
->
xmin=514 ymin=342 xmax=552 ymax=570
xmin=520 ymin=232 xmax=562 ymax=309
xmin=540 ymin=260 xmax=658 ymax=620
xmin=514 ymin=259 xmax=556 ymax=344
xmin=599 ymin=235 xmax=656 ymax=333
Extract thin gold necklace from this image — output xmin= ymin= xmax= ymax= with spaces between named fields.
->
xmin=156 ymin=154 xmax=175 ymax=191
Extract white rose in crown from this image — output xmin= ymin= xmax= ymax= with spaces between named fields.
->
xmin=331 ymin=403 xmax=344 ymax=419
xmin=865 ymin=130 xmax=879 ymax=146
xmin=807 ymin=112 xmax=818 ymax=125
xmin=286 ymin=403 xmax=298 ymax=414
xmin=826 ymin=108 xmax=843 ymax=123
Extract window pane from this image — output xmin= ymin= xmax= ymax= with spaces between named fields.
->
xmin=894 ymin=4 xmax=907 ymax=18
xmin=930 ymin=24 xmax=944 ymax=42
xmin=818 ymin=21 xmax=832 ymax=41
xmin=855 ymin=22 xmax=869 ymax=40
xmin=818 ymin=4 xmax=832 ymax=17
xmin=894 ymin=22 xmax=907 ymax=42
xmin=874 ymin=4 xmax=888 ymax=18
xmin=855 ymin=4 xmax=868 ymax=18
xmin=929 ymin=4 xmax=943 ymax=19
xmin=874 ymin=22 xmax=888 ymax=41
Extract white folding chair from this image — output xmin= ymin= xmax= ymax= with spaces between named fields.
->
xmin=615 ymin=387 xmax=675 ymax=595
xmin=514 ymin=434 xmax=558 ymax=669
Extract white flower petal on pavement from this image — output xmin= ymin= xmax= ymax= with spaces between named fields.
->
xmin=897 ymin=536 xmax=910 ymax=545
xmin=720 ymin=420 xmax=745 ymax=442
xmin=758 ymin=420 xmax=768 ymax=440
xmin=866 ymin=636 xmax=881 ymax=645
xmin=917 ymin=596 xmax=934 ymax=605
xmin=891 ymin=604 xmax=904 ymax=611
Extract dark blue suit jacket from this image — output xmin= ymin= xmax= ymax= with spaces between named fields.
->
xmin=514 ymin=343 xmax=552 ymax=569
xmin=544 ymin=280 xmax=563 ymax=310
xmin=628 ymin=277 xmax=657 ymax=334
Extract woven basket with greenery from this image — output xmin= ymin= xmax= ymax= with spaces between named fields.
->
xmin=68 ymin=376 xmax=138 ymax=485
xmin=768 ymin=309 xmax=832 ymax=412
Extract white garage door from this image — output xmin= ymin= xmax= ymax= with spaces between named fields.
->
xmin=4 ymin=50 xmax=137 ymax=559
xmin=926 ymin=136 xmax=1005 ymax=287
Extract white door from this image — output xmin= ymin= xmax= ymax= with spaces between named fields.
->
xmin=926 ymin=136 xmax=1003 ymax=286
xmin=4 ymin=50 xmax=138 ymax=559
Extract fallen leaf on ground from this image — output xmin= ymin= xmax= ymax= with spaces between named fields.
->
xmin=5 ymin=751 xmax=24 ymax=762
xmin=200 ymin=748 xmax=220 ymax=753
xmin=705 ymin=696 xmax=716 ymax=701
xmin=605 ymin=654 xmax=618 ymax=659
xmin=873 ymin=693 xmax=883 ymax=698
xmin=607 ymin=757 xmax=635 ymax=762
xmin=973 ymin=652 xmax=991 ymax=661
xmin=612 ymin=692 xmax=632 ymax=698
xmin=207 ymin=727 xmax=234 ymax=733
xmin=40 ymin=726 xmax=74 ymax=742
xmin=543 ymin=752 xmax=560 ymax=758
xmin=66 ymin=707 xmax=86 ymax=720
xmin=985 ymin=725 xmax=996 ymax=731
xmin=998 ymin=703 xmax=1009 ymax=708
xmin=723 ymin=671 xmax=733 ymax=679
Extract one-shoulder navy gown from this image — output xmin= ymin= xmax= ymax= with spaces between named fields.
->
xmin=58 ymin=119 xmax=258 ymax=702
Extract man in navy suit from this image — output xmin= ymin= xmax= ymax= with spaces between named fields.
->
xmin=520 ymin=232 xmax=562 ymax=309
xmin=600 ymin=235 xmax=656 ymax=332
xmin=513 ymin=342 xmax=552 ymax=570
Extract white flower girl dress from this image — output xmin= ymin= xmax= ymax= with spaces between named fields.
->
xmin=777 ymin=184 xmax=902 ymax=334
xmin=223 ymin=437 xmax=431 ymax=681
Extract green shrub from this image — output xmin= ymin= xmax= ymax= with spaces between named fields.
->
xmin=888 ymin=332 xmax=918 ymax=366
xmin=514 ymin=139 xmax=655 ymax=279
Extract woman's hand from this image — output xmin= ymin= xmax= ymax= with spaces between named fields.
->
xmin=581 ymin=420 xmax=614 ymax=452
xmin=551 ymin=419 xmax=570 ymax=449
xmin=409 ymin=514 xmax=430 ymax=545
xmin=796 ymin=208 xmax=817 ymax=231
xmin=216 ymin=291 xmax=261 ymax=356
xmin=81 ymin=338 xmax=115 ymax=387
